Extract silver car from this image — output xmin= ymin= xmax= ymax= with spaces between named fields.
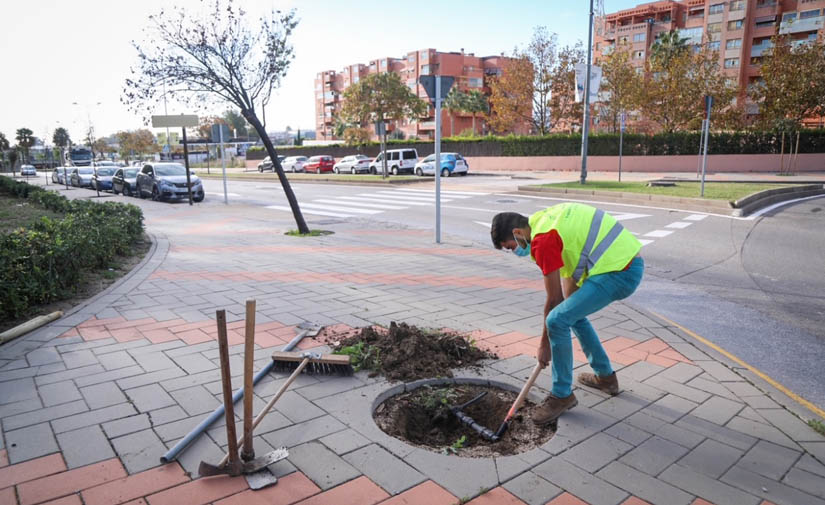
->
xmin=281 ymin=156 xmax=307 ymax=173
xmin=20 ymin=164 xmax=37 ymax=176
xmin=333 ymin=155 xmax=371 ymax=174
xmin=70 ymin=167 xmax=95 ymax=187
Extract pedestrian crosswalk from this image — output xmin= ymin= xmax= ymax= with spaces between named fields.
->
xmin=265 ymin=188 xmax=490 ymax=218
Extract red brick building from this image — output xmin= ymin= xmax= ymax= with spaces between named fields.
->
xmin=315 ymin=49 xmax=517 ymax=141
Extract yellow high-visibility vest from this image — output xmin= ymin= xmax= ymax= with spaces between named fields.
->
xmin=529 ymin=203 xmax=641 ymax=286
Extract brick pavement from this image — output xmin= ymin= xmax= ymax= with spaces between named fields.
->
xmin=1 ymin=201 xmax=824 ymax=505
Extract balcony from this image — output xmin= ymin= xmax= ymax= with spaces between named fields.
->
xmin=750 ymin=41 xmax=774 ymax=57
xmin=779 ymin=16 xmax=825 ymax=35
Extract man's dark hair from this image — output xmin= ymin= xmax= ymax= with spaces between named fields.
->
xmin=491 ymin=212 xmax=528 ymax=249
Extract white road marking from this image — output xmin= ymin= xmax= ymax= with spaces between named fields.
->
xmin=644 ymin=229 xmax=674 ymax=238
xmin=266 ymin=205 xmax=356 ymax=218
xmin=474 ymin=221 xmax=491 ymax=228
xmin=611 ymin=212 xmax=652 ymax=221
xmin=665 ymin=222 xmax=693 ymax=229
xmin=684 ymin=214 xmax=708 ymax=221
xmin=393 ymin=188 xmax=486 ymax=197
xmin=300 ymin=203 xmax=382 ymax=214
xmin=372 ymin=192 xmax=450 ymax=202
xmin=313 ymin=199 xmax=406 ymax=210
xmin=443 ymin=205 xmax=499 ymax=213
xmin=207 ymin=192 xmax=241 ymax=197
xmin=638 ymin=239 xmax=654 ymax=246
xmin=338 ymin=196 xmax=431 ymax=206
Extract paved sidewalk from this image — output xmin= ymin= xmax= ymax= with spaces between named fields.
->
xmin=1 ymin=196 xmax=824 ymax=505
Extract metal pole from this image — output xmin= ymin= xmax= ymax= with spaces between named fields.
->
xmin=580 ymin=0 xmax=595 ymax=185
xmin=182 ymin=127 xmax=194 ymax=206
xmin=696 ymin=119 xmax=706 ymax=180
xmin=435 ymin=76 xmax=442 ymax=244
xmin=219 ymin=126 xmax=228 ymax=204
xmin=618 ymin=112 xmax=624 ymax=182
xmin=700 ymin=106 xmax=711 ymax=197
xmin=162 ymin=79 xmax=171 ymax=160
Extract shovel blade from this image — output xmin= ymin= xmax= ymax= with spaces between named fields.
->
xmin=199 ymin=459 xmax=243 ymax=477
xmin=241 ymin=447 xmax=289 ymax=473
xmin=245 ymin=468 xmax=278 ymax=490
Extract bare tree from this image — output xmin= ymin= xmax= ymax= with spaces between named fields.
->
xmin=123 ymin=0 xmax=309 ymax=232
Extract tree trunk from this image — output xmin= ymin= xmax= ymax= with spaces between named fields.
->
xmin=450 ymin=116 xmax=454 ymax=137
xmin=243 ymin=110 xmax=309 ymax=234
xmin=471 ymin=114 xmax=476 ymax=136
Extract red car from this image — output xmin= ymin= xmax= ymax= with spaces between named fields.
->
xmin=304 ymin=155 xmax=334 ymax=174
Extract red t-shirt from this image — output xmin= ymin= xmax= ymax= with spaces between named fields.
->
xmin=531 ymin=230 xmax=565 ymax=276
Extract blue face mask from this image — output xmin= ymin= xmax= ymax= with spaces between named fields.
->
xmin=513 ymin=240 xmax=531 ymax=257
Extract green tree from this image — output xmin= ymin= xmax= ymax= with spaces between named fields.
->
xmin=487 ymin=56 xmax=533 ymax=134
xmin=598 ymin=42 xmax=639 ymax=132
xmin=116 ymin=129 xmax=158 ymax=162
xmin=52 ymin=127 xmax=70 ymax=163
xmin=15 ymin=128 xmax=34 ymax=163
xmin=526 ymin=26 xmax=558 ymax=134
xmin=340 ymin=71 xmax=427 ymax=174
xmin=223 ymin=108 xmax=249 ymax=138
xmin=650 ymin=30 xmax=688 ymax=67
xmin=0 ymin=133 xmax=8 ymax=152
xmin=443 ymin=87 xmax=468 ymax=136
xmin=124 ymin=0 xmax=309 ymax=232
xmin=294 ymin=129 xmax=303 ymax=146
xmin=464 ymin=89 xmax=489 ymax=136
xmin=548 ymin=43 xmax=585 ymax=132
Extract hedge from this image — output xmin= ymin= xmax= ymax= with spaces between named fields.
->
xmin=0 ymin=177 xmax=145 ymax=321
xmin=247 ymin=130 xmax=825 ymax=159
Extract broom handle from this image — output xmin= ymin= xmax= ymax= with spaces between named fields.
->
xmin=218 ymin=356 xmax=310 ymax=467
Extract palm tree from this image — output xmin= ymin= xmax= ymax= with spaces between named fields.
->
xmin=443 ymin=87 xmax=468 ymax=136
xmin=0 ymin=133 xmax=8 ymax=172
xmin=464 ymin=90 xmax=489 ymax=136
xmin=650 ymin=30 xmax=689 ymax=67
xmin=15 ymin=128 xmax=34 ymax=163
xmin=53 ymin=127 xmax=70 ymax=166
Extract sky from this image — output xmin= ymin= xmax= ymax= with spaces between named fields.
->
xmin=0 ymin=0 xmax=641 ymax=144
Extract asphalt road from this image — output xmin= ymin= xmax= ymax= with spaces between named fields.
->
xmin=24 ymin=171 xmax=825 ymax=413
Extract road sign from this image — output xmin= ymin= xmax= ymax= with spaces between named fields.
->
xmin=418 ymin=76 xmax=454 ymax=103
xmin=151 ymin=115 xmax=198 ymax=128
xmin=211 ymin=124 xmax=231 ymax=143
xmin=620 ymin=112 xmax=627 ymax=132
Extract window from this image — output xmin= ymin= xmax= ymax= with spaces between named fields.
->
xmin=633 ymin=32 xmax=646 ymax=42
xmin=389 ymin=152 xmax=399 ymax=161
xmin=709 ymin=41 xmax=721 ymax=50
xmin=729 ymin=0 xmax=745 ymax=11
xmin=407 ymin=54 xmax=415 ymax=63
xmin=727 ymin=19 xmax=744 ymax=30
xmin=708 ymin=22 xmax=722 ymax=33
xmin=380 ymin=60 xmax=387 ymax=68
xmin=421 ymin=65 xmax=431 ymax=75
xmin=619 ymin=36 xmax=629 ymax=44
xmin=419 ymin=50 xmax=428 ymax=60
xmin=402 ymin=151 xmax=417 ymax=160
xmin=800 ymin=9 xmax=821 ymax=19
xmin=754 ymin=16 xmax=775 ymax=28
xmin=783 ymin=12 xmax=797 ymax=22
xmin=633 ymin=50 xmax=645 ymax=60
xmin=726 ymin=38 xmax=742 ymax=49
xmin=709 ymin=3 xmax=724 ymax=14
xmin=724 ymin=57 xmax=740 ymax=68
xmin=467 ymin=77 xmax=483 ymax=87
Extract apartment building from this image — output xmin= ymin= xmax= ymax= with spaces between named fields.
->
xmin=315 ymin=49 xmax=516 ymax=141
xmin=594 ymin=0 xmax=825 ymax=125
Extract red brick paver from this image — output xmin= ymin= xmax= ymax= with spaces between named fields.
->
xmin=623 ymin=497 xmax=653 ymax=505
xmin=377 ymin=480 xmax=457 ymax=505
xmin=545 ymin=492 xmax=590 ymax=504
xmin=690 ymin=499 xmax=716 ymax=505
xmin=146 ymin=475 xmax=247 ymax=505
xmin=213 ymin=472 xmax=320 ymax=505
xmin=293 ymin=476 xmax=388 ymax=505
xmin=0 ymin=449 xmax=8 ymax=468
xmin=41 ymin=495 xmax=82 ymax=505
xmin=80 ymin=463 xmax=188 ymax=505
xmin=0 ymin=453 xmax=66 ymax=491
xmin=465 ymin=487 xmax=527 ymax=504
xmin=0 ymin=487 xmax=16 ymax=505
xmin=17 ymin=459 xmax=126 ymax=505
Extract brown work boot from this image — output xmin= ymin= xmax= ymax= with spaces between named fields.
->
xmin=577 ymin=371 xmax=620 ymax=395
xmin=533 ymin=393 xmax=578 ymax=425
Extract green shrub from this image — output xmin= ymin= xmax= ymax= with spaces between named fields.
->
xmin=0 ymin=177 xmax=144 ymax=321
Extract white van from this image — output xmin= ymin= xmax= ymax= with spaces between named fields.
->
xmin=369 ymin=148 xmax=418 ymax=175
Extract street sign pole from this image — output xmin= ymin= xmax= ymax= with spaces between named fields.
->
xmin=618 ymin=111 xmax=625 ymax=182
xmin=580 ymin=0 xmax=595 ymax=185
xmin=435 ymin=76 xmax=442 ymax=244
xmin=700 ymin=96 xmax=713 ymax=197
xmin=697 ymin=119 xmax=707 ymax=180
xmin=182 ymin=127 xmax=194 ymax=206
xmin=219 ymin=126 xmax=228 ymax=204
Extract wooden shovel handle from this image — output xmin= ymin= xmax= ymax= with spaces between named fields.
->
xmin=241 ymin=300 xmax=256 ymax=460
xmin=216 ymin=310 xmax=240 ymax=466
xmin=504 ymin=362 xmax=543 ymax=423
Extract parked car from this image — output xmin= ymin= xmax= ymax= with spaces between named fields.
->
xmin=95 ymin=161 xmax=119 ymax=168
xmin=20 ymin=164 xmax=37 ymax=176
xmin=257 ymin=155 xmax=286 ymax=172
xmin=52 ymin=166 xmax=69 ymax=184
xmin=304 ymin=155 xmax=334 ymax=174
xmin=413 ymin=152 xmax=469 ymax=177
xmin=281 ymin=156 xmax=307 ymax=173
xmin=112 ymin=167 xmax=140 ymax=196
xmin=70 ymin=167 xmax=95 ymax=187
xmin=369 ymin=148 xmax=418 ymax=175
xmin=91 ymin=166 xmax=117 ymax=191
xmin=333 ymin=155 xmax=371 ymax=174
xmin=136 ymin=162 xmax=205 ymax=202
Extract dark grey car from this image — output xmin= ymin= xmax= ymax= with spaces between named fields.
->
xmin=136 ymin=163 xmax=204 ymax=202
xmin=112 ymin=167 xmax=139 ymax=196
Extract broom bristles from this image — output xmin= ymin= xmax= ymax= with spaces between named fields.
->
xmin=271 ymin=351 xmax=353 ymax=376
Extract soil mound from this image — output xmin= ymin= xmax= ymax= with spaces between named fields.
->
xmin=374 ymin=384 xmax=554 ymax=457
xmin=325 ymin=321 xmax=496 ymax=382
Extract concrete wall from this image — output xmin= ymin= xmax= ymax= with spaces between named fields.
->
xmin=464 ymin=154 xmax=825 ymax=173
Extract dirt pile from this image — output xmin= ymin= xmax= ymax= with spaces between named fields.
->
xmin=325 ymin=321 xmax=496 ymax=382
xmin=374 ymin=384 xmax=554 ymax=457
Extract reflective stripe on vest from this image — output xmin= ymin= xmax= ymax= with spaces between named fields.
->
xmin=571 ymin=209 xmax=626 ymax=283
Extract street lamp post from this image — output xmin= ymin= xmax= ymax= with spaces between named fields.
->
xmin=580 ymin=0 xmax=595 ymax=185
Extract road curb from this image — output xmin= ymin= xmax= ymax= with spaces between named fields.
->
xmin=731 ymin=184 xmax=825 ymax=216
xmin=198 ymin=173 xmax=423 ymax=186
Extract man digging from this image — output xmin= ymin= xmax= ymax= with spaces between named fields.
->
xmin=491 ymin=203 xmax=644 ymax=424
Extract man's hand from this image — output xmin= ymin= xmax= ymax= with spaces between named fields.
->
xmin=537 ymin=337 xmax=551 ymax=368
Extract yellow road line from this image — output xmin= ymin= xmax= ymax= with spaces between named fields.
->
xmin=650 ymin=310 xmax=825 ymax=420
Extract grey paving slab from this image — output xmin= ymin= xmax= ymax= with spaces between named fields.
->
xmin=170 ymin=353 xmax=216 ymax=374
xmin=686 ymin=376 xmax=740 ymax=401
xmin=726 ymin=416 xmax=800 ymax=450
xmin=147 ymin=404 xmax=189 ymax=427
xmin=660 ymin=464 xmax=761 ymax=505
xmin=619 ymin=435 xmax=689 ymax=477
xmin=405 ymin=447 xmax=499 ymax=501
xmin=97 ymin=351 xmax=138 ymax=371
xmin=592 ymin=392 xmax=651 ymax=420
xmin=643 ymin=376 xmax=711 ymax=404
xmin=159 ymin=369 xmax=223 ymax=393
xmin=56 ymin=425 xmax=116 ymax=469
xmin=116 ymin=366 xmax=187 ymax=390
xmin=625 ymin=412 xmax=705 ymax=450
xmin=675 ymin=415 xmax=759 ymax=451
xmin=319 ymin=428 xmax=372 ymax=455
xmin=124 ymin=383 xmax=177 ymax=413
xmin=561 ymin=433 xmax=634 ymax=473
xmin=26 ymin=347 xmax=62 ymax=366
xmin=2 ymin=400 xmax=88 ymax=431
xmin=533 ymin=457 xmax=628 ymax=505
xmin=722 ymin=465 xmax=825 ymax=505
xmin=168 ymin=385 xmax=221 ymax=416
xmin=605 ymin=421 xmax=653 ymax=446
xmin=690 ymin=395 xmax=744 ymax=426
xmin=796 ymin=453 xmax=825 ymax=479
xmin=738 ymin=440 xmax=802 ymax=480
xmin=261 ymin=414 xmax=346 ymax=449
xmin=0 ymin=377 xmax=38 ymax=404
xmin=37 ymin=381 xmax=83 ymax=407
xmin=133 ymin=352 xmax=177 ymax=372
xmin=343 ymin=444 xmax=425 ymax=494
xmin=102 ymin=413 xmax=152 ymax=439
xmin=153 ymin=414 xmax=203 ymax=442
xmin=494 ymin=453 xmax=536 ymax=482
xmin=0 ymin=398 xmax=42 ymax=419
xmin=74 ymin=365 xmax=146 ymax=388
xmin=51 ymin=403 xmax=137 ymax=434
xmin=268 ymin=391 xmax=327 ymax=425
xmin=502 ymin=471 xmax=562 ymax=505
xmin=288 ymin=441 xmax=361 ymax=491
xmin=757 ymin=408 xmax=824 ymax=442
xmin=644 ymin=394 xmax=698 ymax=424
xmin=35 ymin=364 xmax=105 ymax=386
xmin=698 ymin=361 xmax=744 ymax=382
xmin=783 ymin=467 xmax=825 ymax=499
xmin=61 ymin=349 xmax=100 ymax=369
xmin=5 ymin=423 xmax=59 ymax=463
xmin=80 ymin=381 xmax=128 ymax=410
xmin=294 ymin=375 xmax=367 ymax=401
xmin=677 ymin=438 xmax=745 ymax=479
xmin=597 ymin=461 xmax=694 ymax=505
xmin=172 ymin=429 xmax=226 ymax=476
xmin=112 ymin=428 xmax=168 ymax=474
